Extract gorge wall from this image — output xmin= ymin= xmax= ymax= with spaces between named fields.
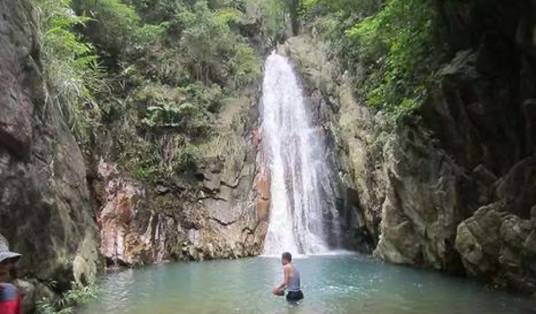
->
xmin=2 ymin=1 xmax=536 ymax=313
xmin=0 ymin=0 xmax=100 ymax=308
xmin=86 ymin=1 xmax=271 ymax=266
xmin=0 ymin=0 xmax=268 ymax=310
xmin=91 ymin=87 xmax=266 ymax=265
xmin=281 ymin=0 xmax=536 ymax=294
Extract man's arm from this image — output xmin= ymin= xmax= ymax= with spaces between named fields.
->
xmin=272 ymin=266 xmax=290 ymax=295
xmin=277 ymin=266 xmax=290 ymax=290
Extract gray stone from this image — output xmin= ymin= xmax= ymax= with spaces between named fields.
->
xmin=0 ymin=0 xmax=100 ymax=293
xmin=284 ymin=19 xmax=536 ymax=293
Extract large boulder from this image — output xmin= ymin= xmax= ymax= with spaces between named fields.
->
xmin=456 ymin=203 xmax=536 ymax=291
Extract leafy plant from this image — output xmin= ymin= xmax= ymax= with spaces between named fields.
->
xmin=34 ymin=0 xmax=103 ymax=144
xmin=133 ymin=23 xmax=169 ymax=48
xmin=37 ymin=282 xmax=98 ymax=314
xmin=303 ymin=0 xmax=444 ymax=120
xmin=247 ymin=0 xmax=287 ymax=43
xmin=346 ymin=0 xmax=441 ymax=118
xmin=73 ymin=0 xmax=141 ymax=57
xmin=303 ymin=0 xmax=380 ymax=16
xmin=34 ymin=0 xmax=264 ymax=184
xmin=174 ymin=1 xmax=260 ymax=86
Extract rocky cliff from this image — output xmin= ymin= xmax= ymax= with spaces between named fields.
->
xmin=84 ymin=1 xmax=270 ymax=267
xmin=0 ymin=1 xmax=267 ymax=311
xmin=0 ymin=0 xmax=100 ymax=309
xmin=2 ymin=0 xmax=535 ymax=310
xmin=91 ymin=87 xmax=266 ymax=265
xmin=281 ymin=0 xmax=536 ymax=294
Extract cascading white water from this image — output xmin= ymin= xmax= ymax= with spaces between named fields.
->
xmin=262 ymin=52 xmax=338 ymax=256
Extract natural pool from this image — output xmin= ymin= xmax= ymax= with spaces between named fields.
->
xmin=82 ymin=254 xmax=535 ymax=314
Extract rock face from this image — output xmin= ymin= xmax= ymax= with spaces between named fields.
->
xmin=0 ymin=0 xmax=99 ymax=297
xmin=455 ymin=203 xmax=536 ymax=292
xmin=278 ymin=36 xmax=381 ymax=253
xmin=0 ymin=0 xmax=267 ymax=283
xmin=92 ymin=89 xmax=266 ymax=265
xmin=96 ymin=161 xmax=147 ymax=265
xmin=282 ymin=0 xmax=536 ymax=293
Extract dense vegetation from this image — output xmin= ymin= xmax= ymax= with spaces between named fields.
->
xmin=303 ymin=0 xmax=444 ymax=119
xmin=37 ymin=282 xmax=97 ymax=314
xmin=34 ymin=0 xmax=265 ymax=182
xmin=31 ymin=0 xmax=456 ymax=180
xmin=34 ymin=0 xmax=446 ymax=160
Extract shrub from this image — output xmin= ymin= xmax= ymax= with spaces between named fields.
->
xmin=135 ymin=83 xmax=216 ymax=137
xmin=34 ymin=0 xmax=102 ymax=144
xmin=37 ymin=282 xmax=97 ymax=314
xmin=303 ymin=0 xmax=443 ymax=120
xmin=247 ymin=0 xmax=287 ymax=44
xmin=73 ymin=0 xmax=141 ymax=57
xmin=303 ymin=0 xmax=380 ymax=16
xmin=346 ymin=0 xmax=441 ymax=118
xmin=174 ymin=1 xmax=260 ymax=87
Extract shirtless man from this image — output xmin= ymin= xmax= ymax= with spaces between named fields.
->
xmin=272 ymin=252 xmax=304 ymax=302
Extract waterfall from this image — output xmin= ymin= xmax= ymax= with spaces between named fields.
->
xmin=261 ymin=52 xmax=339 ymax=256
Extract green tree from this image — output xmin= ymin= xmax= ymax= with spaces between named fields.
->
xmin=289 ymin=0 xmax=300 ymax=35
xmin=73 ymin=0 xmax=141 ymax=58
xmin=347 ymin=0 xmax=440 ymax=117
xmin=174 ymin=1 xmax=259 ymax=86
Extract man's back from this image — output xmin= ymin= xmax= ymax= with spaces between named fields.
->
xmin=285 ymin=263 xmax=304 ymax=302
xmin=287 ymin=264 xmax=301 ymax=292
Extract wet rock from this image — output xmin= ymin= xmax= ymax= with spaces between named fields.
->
xmin=96 ymin=161 xmax=146 ymax=265
xmin=255 ymin=166 xmax=270 ymax=222
xmin=455 ymin=205 xmax=505 ymax=274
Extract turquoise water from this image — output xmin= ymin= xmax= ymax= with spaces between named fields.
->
xmin=82 ymin=254 xmax=535 ymax=314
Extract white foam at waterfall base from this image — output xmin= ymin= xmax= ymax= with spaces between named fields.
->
xmin=261 ymin=52 xmax=339 ymax=256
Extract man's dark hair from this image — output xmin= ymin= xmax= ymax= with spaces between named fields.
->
xmin=282 ymin=252 xmax=292 ymax=262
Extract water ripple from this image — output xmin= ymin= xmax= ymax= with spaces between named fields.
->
xmin=82 ymin=256 xmax=536 ymax=314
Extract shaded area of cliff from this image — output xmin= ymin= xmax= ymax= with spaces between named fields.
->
xmin=286 ymin=0 xmax=536 ymax=295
